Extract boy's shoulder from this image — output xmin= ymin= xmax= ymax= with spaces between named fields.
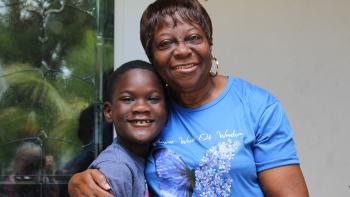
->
xmin=90 ymin=141 xmax=131 ymax=167
xmin=90 ymin=141 xmax=145 ymax=173
xmin=89 ymin=141 xmax=146 ymax=196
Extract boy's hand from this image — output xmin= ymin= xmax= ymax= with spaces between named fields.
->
xmin=68 ymin=169 xmax=114 ymax=197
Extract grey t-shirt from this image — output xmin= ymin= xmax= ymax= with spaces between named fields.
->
xmin=90 ymin=140 xmax=146 ymax=197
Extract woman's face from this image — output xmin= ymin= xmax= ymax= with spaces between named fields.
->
xmin=151 ymin=16 xmax=212 ymax=93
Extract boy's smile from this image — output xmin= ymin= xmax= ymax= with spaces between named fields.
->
xmin=128 ymin=119 xmax=154 ymax=126
xmin=104 ymin=68 xmax=167 ymax=152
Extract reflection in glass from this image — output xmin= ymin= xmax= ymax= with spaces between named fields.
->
xmin=0 ymin=0 xmax=114 ymax=196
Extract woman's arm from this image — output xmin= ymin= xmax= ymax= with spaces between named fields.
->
xmin=68 ymin=169 xmax=114 ymax=197
xmin=258 ymin=164 xmax=309 ymax=197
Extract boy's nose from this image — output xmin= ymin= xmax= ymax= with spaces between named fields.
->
xmin=132 ymin=100 xmax=150 ymax=113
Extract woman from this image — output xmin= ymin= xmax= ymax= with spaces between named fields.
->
xmin=69 ymin=0 xmax=309 ymax=196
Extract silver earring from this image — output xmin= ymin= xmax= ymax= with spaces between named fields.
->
xmin=210 ymin=56 xmax=219 ymax=77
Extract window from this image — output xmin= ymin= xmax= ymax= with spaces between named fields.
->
xmin=0 ymin=0 xmax=114 ymax=196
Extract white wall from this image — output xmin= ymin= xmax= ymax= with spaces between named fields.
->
xmin=114 ymin=0 xmax=153 ymax=67
xmin=115 ymin=1 xmax=350 ymax=196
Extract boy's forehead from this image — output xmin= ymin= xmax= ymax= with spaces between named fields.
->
xmin=114 ymin=69 xmax=160 ymax=88
xmin=122 ymin=68 xmax=156 ymax=79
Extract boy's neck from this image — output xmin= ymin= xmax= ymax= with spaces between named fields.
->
xmin=117 ymin=139 xmax=150 ymax=158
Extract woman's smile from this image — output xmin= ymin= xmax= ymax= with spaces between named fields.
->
xmin=172 ymin=63 xmax=198 ymax=73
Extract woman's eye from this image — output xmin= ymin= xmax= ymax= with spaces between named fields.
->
xmin=157 ymin=39 xmax=174 ymax=49
xmin=187 ymin=34 xmax=203 ymax=44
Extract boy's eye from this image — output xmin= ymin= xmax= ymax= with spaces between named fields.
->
xmin=119 ymin=96 xmax=133 ymax=103
xmin=157 ymin=39 xmax=175 ymax=50
xmin=148 ymin=96 xmax=161 ymax=104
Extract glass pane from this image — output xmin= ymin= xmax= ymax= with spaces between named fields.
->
xmin=0 ymin=0 xmax=114 ymax=196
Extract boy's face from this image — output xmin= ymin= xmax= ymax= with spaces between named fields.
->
xmin=104 ymin=68 xmax=167 ymax=146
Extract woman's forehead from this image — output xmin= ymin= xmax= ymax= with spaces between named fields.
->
xmin=155 ymin=14 xmax=200 ymax=32
xmin=157 ymin=14 xmax=183 ymax=28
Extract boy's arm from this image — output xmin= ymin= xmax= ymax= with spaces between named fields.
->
xmin=97 ymin=161 xmax=134 ymax=197
xmin=68 ymin=161 xmax=134 ymax=197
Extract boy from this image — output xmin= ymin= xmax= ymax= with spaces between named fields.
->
xmin=89 ymin=60 xmax=167 ymax=197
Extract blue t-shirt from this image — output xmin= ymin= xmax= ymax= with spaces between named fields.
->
xmin=90 ymin=140 xmax=146 ymax=197
xmin=145 ymin=76 xmax=299 ymax=196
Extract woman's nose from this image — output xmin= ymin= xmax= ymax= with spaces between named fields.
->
xmin=173 ymin=41 xmax=192 ymax=58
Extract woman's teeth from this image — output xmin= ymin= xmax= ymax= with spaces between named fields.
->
xmin=174 ymin=64 xmax=195 ymax=70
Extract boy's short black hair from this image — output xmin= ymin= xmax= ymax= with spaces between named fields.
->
xmin=106 ymin=60 xmax=165 ymax=102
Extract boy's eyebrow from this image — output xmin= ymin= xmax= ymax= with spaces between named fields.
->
xmin=116 ymin=89 xmax=164 ymax=94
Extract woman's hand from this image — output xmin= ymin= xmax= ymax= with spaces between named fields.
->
xmin=68 ymin=169 xmax=114 ymax=197
xmin=258 ymin=164 xmax=309 ymax=197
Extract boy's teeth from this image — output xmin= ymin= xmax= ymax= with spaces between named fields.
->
xmin=133 ymin=120 xmax=151 ymax=123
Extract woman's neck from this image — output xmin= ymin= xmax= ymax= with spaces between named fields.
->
xmin=173 ymin=75 xmax=222 ymax=108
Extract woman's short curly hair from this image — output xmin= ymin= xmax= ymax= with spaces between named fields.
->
xmin=140 ymin=0 xmax=213 ymax=63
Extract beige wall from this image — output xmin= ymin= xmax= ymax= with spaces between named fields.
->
xmin=115 ymin=1 xmax=350 ymax=196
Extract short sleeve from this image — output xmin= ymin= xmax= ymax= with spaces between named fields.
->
xmin=93 ymin=161 xmax=133 ymax=197
xmin=254 ymin=101 xmax=300 ymax=172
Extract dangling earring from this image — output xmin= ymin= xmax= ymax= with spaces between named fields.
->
xmin=210 ymin=56 xmax=220 ymax=77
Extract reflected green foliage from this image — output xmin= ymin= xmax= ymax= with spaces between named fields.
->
xmin=0 ymin=0 xmax=114 ymax=181
xmin=53 ymin=30 xmax=96 ymax=102
xmin=0 ymin=63 xmax=83 ymax=170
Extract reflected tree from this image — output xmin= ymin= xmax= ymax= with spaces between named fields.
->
xmin=0 ymin=1 xmax=114 ymax=195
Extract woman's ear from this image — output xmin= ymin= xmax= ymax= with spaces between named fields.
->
xmin=103 ymin=102 xmax=113 ymax=123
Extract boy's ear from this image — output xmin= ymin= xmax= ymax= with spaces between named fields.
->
xmin=103 ymin=102 xmax=113 ymax=123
